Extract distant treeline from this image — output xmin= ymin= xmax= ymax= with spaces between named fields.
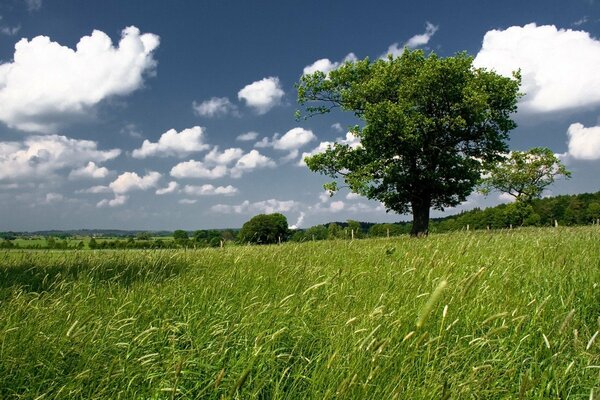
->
xmin=1 ymin=191 xmax=599 ymax=249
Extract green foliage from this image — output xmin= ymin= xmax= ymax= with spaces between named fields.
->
xmin=0 ymin=228 xmax=597 ymax=398
xmin=238 ymin=213 xmax=289 ymax=244
xmin=173 ymin=230 xmax=189 ymax=241
xmin=297 ymin=49 xmax=521 ymax=235
xmin=480 ymin=147 xmax=571 ymax=205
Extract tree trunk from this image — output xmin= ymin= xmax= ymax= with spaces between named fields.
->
xmin=410 ymin=197 xmax=430 ymax=237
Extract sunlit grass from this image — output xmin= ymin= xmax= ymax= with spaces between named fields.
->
xmin=0 ymin=227 xmax=598 ymax=399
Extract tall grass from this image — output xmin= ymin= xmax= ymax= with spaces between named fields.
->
xmin=0 ymin=227 xmax=598 ymax=399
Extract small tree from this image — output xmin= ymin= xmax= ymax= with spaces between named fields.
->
xmin=238 ymin=213 xmax=289 ymax=244
xmin=480 ymin=147 xmax=571 ymax=204
xmin=173 ymin=230 xmax=189 ymax=241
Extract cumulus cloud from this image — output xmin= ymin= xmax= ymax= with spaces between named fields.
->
xmin=192 ymin=97 xmax=238 ymax=117
xmin=155 ymin=181 xmax=178 ymax=195
xmin=183 ymin=184 xmax=238 ymax=196
xmin=236 ymin=131 xmax=259 ymax=141
xmin=473 ymin=23 xmax=600 ymax=114
xmin=44 ymin=192 xmax=63 ymax=204
xmin=384 ymin=22 xmax=438 ymax=57
xmin=302 ymin=53 xmax=357 ymax=76
xmin=331 ymin=123 xmax=343 ymax=132
xmin=68 ymin=161 xmax=111 ymax=180
xmin=170 ymin=160 xmax=228 ymax=179
xmin=204 ymin=147 xmax=244 ymax=165
xmin=109 ymin=171 xmax=161 ymax=194
xmin=237 ymin=76 xmax=285 ymax=114
xmin=346 ymin=192 xmax=361 ymax=200
xmin=0 ymin=26 xmax=159 ymax=133
xmin=97 ymin=194 xmax=128 ymax=208
xmin=179 ymin=198 xmax=197 ymax=204
xmin=76 ymin=185 xmax=111 ymax=194
xmin=565 ymin=122 xmax=600 ymax=160
xmin=211 ymin=198 xmax=299 ymax=214
xmin=0 ymin=134 xmax=120 ymax=180
xmin=230 ymin=150 xmax=276 ymax=178
xmin=254 ymin=127 xmax=316 ymax=161
xmin=298 ymin=131 xmax=361 ymax=166
xmin=132 ymin=126 xmax=209 ymax=158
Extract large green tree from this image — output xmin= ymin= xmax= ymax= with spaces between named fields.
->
xmin=297 ymin=49 xmax=521 ymax=236
xmin=238 ymin=213 xmax=289 ymax=245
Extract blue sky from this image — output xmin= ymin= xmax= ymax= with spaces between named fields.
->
xmin=0 ymin=0 xmax=599 ymax=231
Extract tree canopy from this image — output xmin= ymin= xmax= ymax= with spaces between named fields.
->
xmin=479 ymin=147 xmax=571 ymax=204
xmin=297 ymin=48 xmax=521 ymax=236
xmin=238 ymin=213 xmax=289 ymax=245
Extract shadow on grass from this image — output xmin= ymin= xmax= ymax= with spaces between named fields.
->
xmin=0 ymin=252 xmax=189 ymax=299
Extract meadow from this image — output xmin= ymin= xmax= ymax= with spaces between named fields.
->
xmin=0 ymin=227 xmax=598 ymax=399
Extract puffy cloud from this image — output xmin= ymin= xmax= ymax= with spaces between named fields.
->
xmin=132 ymin=126 xmax=209 ymax=158
xmin=44 ymin=192 xmax=63 ymax=204
xmin=329 ymin=200 xmax=345 ymax=212
xmin=170 ymin=160 xmax=228 ymax=179
xmin=109 ymin=171 xmax=161 ymax=194
xmin=384 ymin=22 xmax=438 ymax=57
xmin=237 ymin=76 xmax=285 ymax=114
xmin=346 ymin=192 xmax=361 ymax=200
xmin=211 ymin=198 xmax=299 ymax=214
xmin=230 ymin=150 xmax=276 ymax=178
xmin=183 ymin=184 xmax=238 ymax=196
xmin=302 ymin=53 xmax=357 ymax=76
xmin=565 ymin=123 xmax=600 ymax=160
xmin=255 ymin=127 xmax=316 ymax=161
xmin=179 ymin=198 xmax=197 ymax=204
xmin=76 ymin=185 xmax=111 ymax=194
xmin=473 ymin=23 xmax=600 ymax=114
xmin=68 ymin=161 xmax=111 ymax=180
xmin=204 ymin=147 xmax=244 ymax=165
xmin=97 ymin=194 xmax=128 ymax=208
xmin=0 ymin=134 xmax=120 ymax=180
xmin=236 ymin=131 xmax=259 ymax=141
xmin=298 ymin=131 xmax=361 ymax=166
xmin=273 ymin=127 xmax=316 ymax=151
xmin=0 ymin=26 xmax=159 ymax=133
xmin=155 ymin=181 xmax=178 ymax=195
xmin=331 ymin=123 xmax=343 ymax=132
xmin=192 ymin=97 xmax=238 ymax=117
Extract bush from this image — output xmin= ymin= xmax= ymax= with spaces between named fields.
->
xmin=238 ymin=213 xmax=289 ymax=244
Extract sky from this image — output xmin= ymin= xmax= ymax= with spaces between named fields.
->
xmin=0 ymin=0 xmax=599 ymax=231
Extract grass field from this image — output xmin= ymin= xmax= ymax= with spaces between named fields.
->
xmin=0 ymin=227 xmax=598 ymax=399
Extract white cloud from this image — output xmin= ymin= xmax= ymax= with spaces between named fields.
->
xmin=44 ymin=192 xmax=63 ymax=204
xmin=0 ymin=24 xmax=21 ymax=37
xmin=183 ymin=184 xmax=238 ymax=196
xmin=498 ymin=192 xmax=516 ymax=203
xmin=0 ymin=26 xmax=159 ymax=133
xmin=237 ymin=76 xmax=285 ymax=114
xmin=329 ymin=200 xmax=345 ymax=212
xmin=170 ymin=160 xmax=228 ymax=179
xmin=331 ymin=123 xmax=343 ymax=132
xmin=346 ymin=192 xmax=361 ymax=200
xmin=211 ymin=198 xmax=299 ymax=214
xmin=273 ymin=127 xmax=316 ymax=151
xmin=473 ymin=23 xmax=600 ymax=114
xmin=204 ymin=147 xmax=244 ymax=165
xmin=565 ymin=122 xmax=600 ymax=160
xmin=236 ymin=131 xmax=259 ymax=141
xmin=76 ymin=185 xmax=111 ymax=194
xmin=97 ymin=194 xmax=128 ymax=208
xmin=230 ymin=150 xmax=276 ymax=178
xmin=302 ymin=53 xmax=357 ymax=76
xmin=155 ymin=181 xmax=178 ymax=195
xmin=179 ymin=198 xmax=197 ymax=204
xmin=289 ymin=211 xmax=305 ymax=229
xmin=68 ymin=161 xmax=111 ymax=180
xmin=298 ymin=131 xmax=361 ymax=166
xmin=384 ymin=22 xmax=438 ymax=57
xmin=0 ymin=134 xmax=120 ymax=180
xmin=192 ymin=97 xmax=237 ymax=117
xmin=25 ymin=0 xmax=42 ymax=11
xmin=109 ymin=171 xmax=161 ymax=194
xmin=132 ymin=126 xmax=209 ymax=158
